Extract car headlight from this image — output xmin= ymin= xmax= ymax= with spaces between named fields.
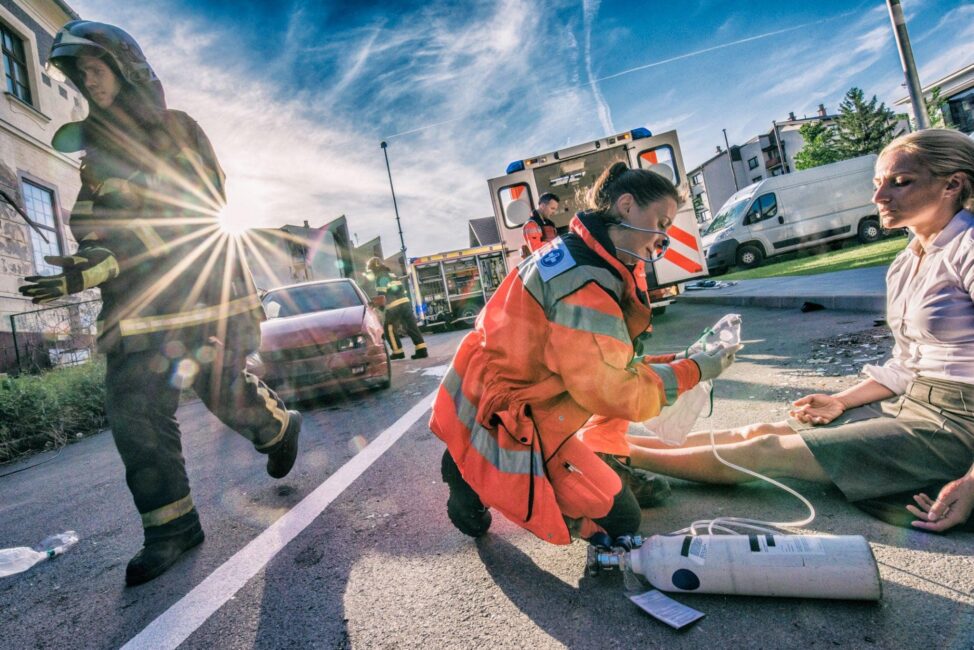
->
xmin=337 ymin=335 xmax=366 ymax=351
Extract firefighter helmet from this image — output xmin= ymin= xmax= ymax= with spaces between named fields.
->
xmin=49 ymin=20 xmax=158 ymax=92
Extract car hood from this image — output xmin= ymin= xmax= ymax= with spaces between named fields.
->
xmin=259 ymin=305 xmax=365 ymax=351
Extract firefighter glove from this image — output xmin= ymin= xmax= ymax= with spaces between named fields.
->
xmin=690 ymin=343 xmax=742 ymax=382
xmin=19 ymin=248 xmax=119 ymax=304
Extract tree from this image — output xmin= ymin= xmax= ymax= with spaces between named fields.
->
xmin=793 ymin=121 xmax=843 ymax=170
xmin=925 ymin=86 xmax=948 ymax=128
xmin=833 ymin=87 xmax=900 ymax=157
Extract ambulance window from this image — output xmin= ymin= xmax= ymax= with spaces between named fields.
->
xmin=637 ymin=145 xmax=679 ymax=184
xmin=498 ymin=183 xmax=534 ymax=228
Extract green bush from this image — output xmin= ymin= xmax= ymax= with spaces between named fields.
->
xmin=0 ymin=360 xmax=107 ymax=462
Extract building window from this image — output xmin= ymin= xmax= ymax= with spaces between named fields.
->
xmin=752 ymin=175 xmax=763 ymax=183
xmin=2 ymin=23 xmax=32 ymax=104
xmin=747 ymin=156 xmax=759 ymax=170
xmin=691 ymin=173 xmax=702 ymax=185
xmin=945 ymin=87 xmax=974 ymax=134
xmin=23 ymin=180 xmax=63 ymax=276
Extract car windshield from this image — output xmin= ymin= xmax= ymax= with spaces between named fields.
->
xmin=704 ymin=199 xmax=749 ymax=235
xmin=262 ymin=282 xmax=362 ymax=318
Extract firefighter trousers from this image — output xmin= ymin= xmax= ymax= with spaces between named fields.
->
xmin=104 ymin=346 xmax=290 ymax=533
xmin=384 ymin=301 xmax=426 ymax=355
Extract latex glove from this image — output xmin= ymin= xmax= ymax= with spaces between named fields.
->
xmin=689 ymin=343 xmax=742 ymax=381
xmin=789 ymin=393 xmax=845 ymax=425
xmin=19 ymin=249 xmax=119 ymax=304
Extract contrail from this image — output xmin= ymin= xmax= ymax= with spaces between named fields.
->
xmin=584 ymin=0 xmax=614 ymax=134
xmin=589 ymin=16 xmax=850 ymax=86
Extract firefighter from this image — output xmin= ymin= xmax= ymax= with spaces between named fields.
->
xmin=431 ymin=162 xmax=739 ymax=544
xmin=19 ymin=21 xmax=302 ymax=586
xmin=521 ymin=192 xmax=560 ymax=256
xmin=365 ymin=257 xmax=428 ymax=360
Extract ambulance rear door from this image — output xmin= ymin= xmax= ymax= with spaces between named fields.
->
xmin=487 ymin=169 xmax=537 ymax=273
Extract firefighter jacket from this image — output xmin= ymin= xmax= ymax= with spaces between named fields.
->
xmin=55 ymin=110 xmax=264 ymax=354
xmin=430 ymin=212 xmax=701 ymax=544
xmin=372 ymin=267 xmax=411 ymax=309
xmin=522 ymin=210 xmax=558 ymax=253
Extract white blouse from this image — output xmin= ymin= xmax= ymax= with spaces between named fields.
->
xmin=863 ymin=210 xmax=974 ymax=395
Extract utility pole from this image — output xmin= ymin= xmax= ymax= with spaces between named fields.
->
xmin=380 ymin=141 xmax=408 ymax=274
xmin=886 ymin=0 xmax=929 ymax=130
xmin=722 ymin=128 xmax=739 ymax=191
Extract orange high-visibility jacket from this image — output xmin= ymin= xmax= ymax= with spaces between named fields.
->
xmin=522 ymin=211 xmax=559 ymax=253
xmin=430 ymin=213 xmax=700 ymax=545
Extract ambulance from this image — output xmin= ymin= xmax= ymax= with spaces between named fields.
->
xmin=487 ymin=128 xmax=708 ymax=313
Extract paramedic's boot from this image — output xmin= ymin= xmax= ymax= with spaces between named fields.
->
xmin=411 ymin=345 xmax=429 ymax=360
xmin=267 ymin=410 xmax=302 ymax=479
xmin=441 ymin=450 xmax=491 ymax=537
xmin=126 ymin=510 xmax=204 ymax=586
xmin=629 ymin=468 xmax=671 ymax=508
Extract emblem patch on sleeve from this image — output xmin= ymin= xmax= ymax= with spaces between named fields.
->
xmin=536 ymin=238 xmax=576 ymax=282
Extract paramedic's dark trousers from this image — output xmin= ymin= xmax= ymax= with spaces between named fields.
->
xmin=104 ymin=347 xmax=290 ymax=535
xmin=384 ymin=301 xmax=426 ymax=355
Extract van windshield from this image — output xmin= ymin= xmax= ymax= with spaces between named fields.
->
xmin=704 ymin=199 xmax=749 ymax=235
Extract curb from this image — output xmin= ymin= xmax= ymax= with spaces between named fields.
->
xmin=678 ymin=293 xmax=886 ymax=313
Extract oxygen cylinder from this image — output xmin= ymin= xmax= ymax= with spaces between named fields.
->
xmin=628 ymin=534 xmax=881 ymax=600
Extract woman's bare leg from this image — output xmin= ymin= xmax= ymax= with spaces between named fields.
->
xmin=628 ymin=433 xmax=831 ymax=484
xmin=627 ymin=421 xmax=794 ymax=450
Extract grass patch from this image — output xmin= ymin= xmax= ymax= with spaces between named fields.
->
xmin=720 ymin=236 xmax=908 ymax=281
xmin=0 ymin=360 xmax=107 ymax=463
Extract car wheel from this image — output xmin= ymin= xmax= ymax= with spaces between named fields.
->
xmin=736 ymin=244 xmax=764 ymax=269
xmin=858 ymin=218 xmax=881 ymax=244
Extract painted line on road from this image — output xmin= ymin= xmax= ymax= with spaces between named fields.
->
xmin=122 ymin=387 xmax=440 ymax=650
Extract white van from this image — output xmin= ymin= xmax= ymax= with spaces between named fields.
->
xmin=701 ymin=154 xmax=880 ymax=272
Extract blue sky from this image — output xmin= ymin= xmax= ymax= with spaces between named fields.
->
xmin=70 ymin=0 xmax=973 ymax=257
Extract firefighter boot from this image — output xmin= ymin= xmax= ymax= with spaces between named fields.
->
xmin=441 ymin=449 xmax=491 ymax=537
xmin=267 ymin=410 xmax=302 ymax=479
xmin=390 ymin=352 xmax=406 ymax=360
xmin=126 ymin=509 xmax=204 ymax=586
xmin=628 ymin=468 xmax=671 ymax=508
xmin=411 ymin=347 xmax=429 ymax=360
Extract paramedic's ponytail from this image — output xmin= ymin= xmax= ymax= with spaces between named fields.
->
xmin=588 ymin=162 xmax=683 ymax=223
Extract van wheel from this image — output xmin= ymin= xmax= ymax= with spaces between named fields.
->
xmin=736 ymin=244 xmax=764 ymax=269
xmin=858 ymin=218 xmax=881 ymax=244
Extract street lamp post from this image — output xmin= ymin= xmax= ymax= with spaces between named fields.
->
xmin=380 ymin=141 xmax=408 ymax=273
xmin=886 ymin=0 xmax=929 ymax=130
xmin=722 ymin=128 xmax=739 ymax=191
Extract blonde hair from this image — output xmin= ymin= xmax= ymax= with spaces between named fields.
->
xmin=587 ymin=162 xmax=684 ymax=223
xmin=880 ymin=128 xmax=974 ymax=212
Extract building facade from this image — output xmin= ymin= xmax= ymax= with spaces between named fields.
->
xmin=1 ymin=0 xmax=84 ymax=372
xmin=246 ymin=216 xmax=355 ymax=292
xmin=895 ymin=62 xmax=974 ymax=134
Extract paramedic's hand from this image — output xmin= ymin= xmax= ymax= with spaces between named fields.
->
xmin=789 ymin=393 xmax=845 ymax=425
xmin=689 ymin=343 xmax=741 ymax=382
xmin=907 ymin=471 xmax=974 ymax=533
xmin=18 ymin=249 xmax=119 ymax=304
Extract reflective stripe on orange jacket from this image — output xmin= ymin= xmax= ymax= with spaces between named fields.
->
xmin=430 ymin=213 xmax=700 ymax=544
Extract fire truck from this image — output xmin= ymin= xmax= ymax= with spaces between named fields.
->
xmin=487 ymin=128 xmax=708 ymax=313
xmin=408 ymin=243 xmax=507 ymax=330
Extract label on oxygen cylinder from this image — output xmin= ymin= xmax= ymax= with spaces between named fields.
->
xmin=750 ymin=534 xmax=824 ymax=554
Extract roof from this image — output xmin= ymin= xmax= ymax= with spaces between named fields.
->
xmin=468 ymin=217 xmax=500 ymax=246
xmin=894 ymin=62 xmax=974 ymax=105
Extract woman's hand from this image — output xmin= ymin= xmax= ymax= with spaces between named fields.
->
xmin=907 ymin=475 xmax=974 ymax=533
xmin=789 ymin=393 xmax=845 ymax=425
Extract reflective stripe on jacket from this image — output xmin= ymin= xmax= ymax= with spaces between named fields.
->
xmin=430 ymin=212 xmax=700 ymax=544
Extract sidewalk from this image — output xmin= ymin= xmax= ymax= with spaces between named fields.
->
xmin=678 ymin=265 xmax=888 ymax=314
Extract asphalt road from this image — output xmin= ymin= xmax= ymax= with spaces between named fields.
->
xmin=1 ymin=303 xmax=972 ymax=649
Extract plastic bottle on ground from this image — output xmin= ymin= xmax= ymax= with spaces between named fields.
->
xmin=0 ymin=531 xmax=79 ymax=578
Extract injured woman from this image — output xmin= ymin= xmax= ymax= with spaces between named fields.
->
xmin=629 ymin=128 xmax=974 ymax=533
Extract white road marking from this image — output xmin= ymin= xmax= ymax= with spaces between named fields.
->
xmin=122 ymin=388 xmax=440 ymax=650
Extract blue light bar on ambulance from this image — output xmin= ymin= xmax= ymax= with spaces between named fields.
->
xmin=506 ymin=160 xmax=525 ymax=173
xmin=630 ymin=127 xmax=652 ymax=140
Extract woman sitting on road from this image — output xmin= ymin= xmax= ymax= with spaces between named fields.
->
xmin=429 ymin=162 xmax=738 ymax=545
xmin=628 ymin=128 xmax=974 ymax=533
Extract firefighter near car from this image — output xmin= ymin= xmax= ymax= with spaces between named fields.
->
xmin=18 ymin=21 xmax=302 ymax=586
xmin=365 ymin=257 xmax=428 ymax=359
xmin=430 ymin=162 xmax=737 ymax=544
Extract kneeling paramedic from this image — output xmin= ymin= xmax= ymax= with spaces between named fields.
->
xmin=19 ymin=21 xmax=302 ymax=585
xmin=430 ymin=162 xmax=738 ymax=544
